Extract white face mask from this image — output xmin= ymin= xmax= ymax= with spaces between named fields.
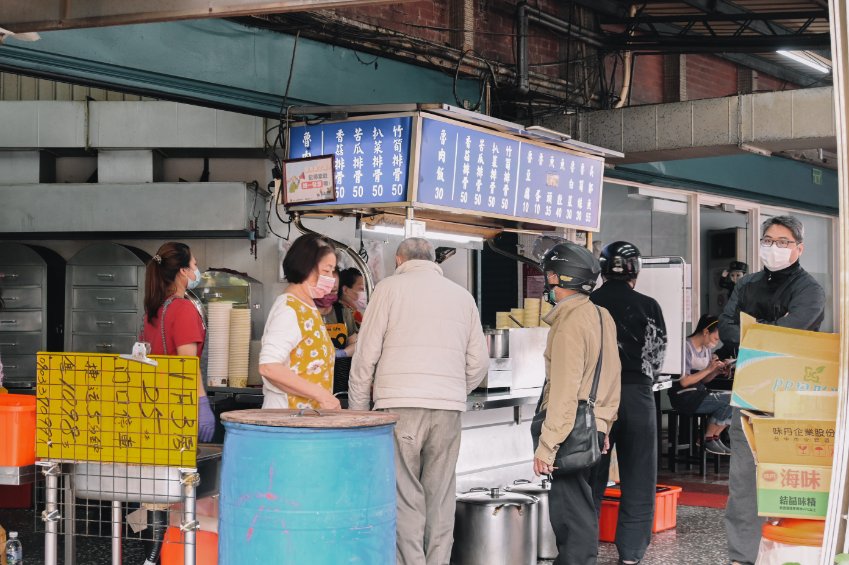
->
xmin=759 ymin=245 xmax=794 ymax=272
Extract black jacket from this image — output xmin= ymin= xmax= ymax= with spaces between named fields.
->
xmin=718 ymin=261 xmax=825 ymax=353
xmin=591 ymin=279 xmax=667 ymax=384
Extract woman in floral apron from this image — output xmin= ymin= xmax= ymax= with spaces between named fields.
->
xmin=259 ymin=233 xmax=338 ymax=410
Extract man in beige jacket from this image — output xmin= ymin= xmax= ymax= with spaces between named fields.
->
xmin=348 ymin=237 xmax=489 ymax=565
xmin=533 ymin=242 xmax=621 ymax=565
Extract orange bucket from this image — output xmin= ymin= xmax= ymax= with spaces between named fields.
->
xmin=160 ymin=526 xmax=218 ymax=565
xmin=0 ymin=394 xmax=36 ymax=466
xmin=762 ymin=518 xmax=824 ymax=546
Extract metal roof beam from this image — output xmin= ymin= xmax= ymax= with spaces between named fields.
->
xmin=0 ymin=0 xmax=418 ymax=33
xmin=603 ymin=10 xmax=829 ymax=26
xmin=677 ymin=0 xmax=806 ymax=37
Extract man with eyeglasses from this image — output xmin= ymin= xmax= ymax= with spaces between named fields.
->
xmin=718 ymin=215 xmax=825 ymax=565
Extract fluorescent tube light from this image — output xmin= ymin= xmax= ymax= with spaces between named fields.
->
xmin=776 ymin=50 xmax=831 ymax=74
xmin=363 ymin=224 xmax=484 ymax=244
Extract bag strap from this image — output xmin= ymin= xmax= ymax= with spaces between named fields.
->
xmin=159 ymin=296 xmax=179 ymax=355
xmin=587 ymin=305 xmax=604 ymax=405
xmin=534 ymin=303 xmax=606 ymax=413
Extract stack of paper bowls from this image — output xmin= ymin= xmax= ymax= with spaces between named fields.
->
xmin=509 ymin=308 xmax=525 ymax=328
xmin=523 ymin=298 xmax=541 ymax=328
xmin=541 ymin=301 xmax=554 ymax=326
xmin=247 ymin=339 xmax=263 ymax=386
xmin=495 ymin=312 xmax=511 ymax=330
xmin=228 ymin=309 xmax=251 ymax=388
xmin=206 ymin=302 xmax=233 ymax=387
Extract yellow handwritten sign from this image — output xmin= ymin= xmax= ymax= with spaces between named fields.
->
xmin=35 ymin=352 xmax=199 ymax=467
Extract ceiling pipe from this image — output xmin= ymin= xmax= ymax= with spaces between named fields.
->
xmin=615 ymin=4 xmax=638 ymax=109
xmin=515 ymin=1 xmax=608 ymax=96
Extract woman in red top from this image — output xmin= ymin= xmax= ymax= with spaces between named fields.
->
xmin=142 ymin=242 xmax=215 ymax=442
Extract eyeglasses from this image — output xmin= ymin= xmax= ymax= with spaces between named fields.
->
xmin=760 ymin=237 xmax=798 ymax=249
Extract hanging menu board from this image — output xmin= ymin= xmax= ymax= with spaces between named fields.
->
xmin=35 ymin=352 xmax=199 ymax=466
xmin=416 ymin=117 xmax=604 ymax=230
xmin=288 ymin=116 xmax=413 ymax=206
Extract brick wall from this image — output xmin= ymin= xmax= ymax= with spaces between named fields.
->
xmin=686 ymin=54 xmax=738 ymax=100
xmin=757 ymin=72 xmax=797 ymax=92
xmin=333 ymin=1 xmax=451 ymax=46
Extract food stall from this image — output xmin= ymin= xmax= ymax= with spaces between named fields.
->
xmin=267 ymin=102 xmax=621 ymax=489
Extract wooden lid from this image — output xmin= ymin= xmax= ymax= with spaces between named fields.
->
xmin=221 ymin=409 xmax=399 ymax=428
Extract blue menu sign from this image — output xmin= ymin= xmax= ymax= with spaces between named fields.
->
xmin=416 ymin=117 xmax=603 ymax=230
xmin=288 ymin=116 xmax=412 ymax=206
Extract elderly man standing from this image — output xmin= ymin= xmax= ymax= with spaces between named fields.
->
xmin=720 ymin=215 xmax=825 ymax=565
xmin=348 ymin=237 xmax=489 ymax=565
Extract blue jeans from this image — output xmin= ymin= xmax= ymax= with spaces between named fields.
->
xmin=698 ymin=391 xmax=732 ymax=426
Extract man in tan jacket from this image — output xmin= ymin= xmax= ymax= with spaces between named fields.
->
xmin=348 ymin=237 xmax=489 ymax=565
xmin=533 ymin=242 xmax=621 ymax=565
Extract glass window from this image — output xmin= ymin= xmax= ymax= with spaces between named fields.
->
xmin=597 ymin=183 xmax=690 ymax=261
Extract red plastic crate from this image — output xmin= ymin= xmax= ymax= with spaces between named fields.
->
xmin=0 ymin=484 xmax=33 ymax=509
xmin=599 ymin=484 xmax=682 ymax=542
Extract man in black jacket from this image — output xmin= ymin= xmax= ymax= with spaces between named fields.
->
xmin=720 ymin=215 xmax=825 ymax=565
xmin=590 ymin=241 xmax=667 ymax=565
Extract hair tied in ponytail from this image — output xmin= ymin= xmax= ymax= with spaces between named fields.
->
xmin=152 ymin=255 xmax=162 ymax=264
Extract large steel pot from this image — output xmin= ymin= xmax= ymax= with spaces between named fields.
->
xmin=506 ymin=478 xmax=556 ymax=559
xmin=451 ymin=487 xmax=538 ymax=565
xmin=484 ymin=329 xmax=509 ymax=358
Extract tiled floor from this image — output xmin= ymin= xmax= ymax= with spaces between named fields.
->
xmin=1 ymin=467 xmax=732 ymax=565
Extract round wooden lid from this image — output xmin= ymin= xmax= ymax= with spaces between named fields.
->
xmin=221 ymin=408 xmax=399 ymax=428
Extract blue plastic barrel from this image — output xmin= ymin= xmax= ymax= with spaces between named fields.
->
xmin=219 ymin=409 xmax=398 ymax=565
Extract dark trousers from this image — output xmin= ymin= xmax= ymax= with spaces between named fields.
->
xmin=591 ymin=383 xmax=657 ymax=562
xmin=549 ymin=433 xmax=605 ymax=565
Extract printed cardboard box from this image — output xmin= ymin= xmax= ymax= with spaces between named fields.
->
xmin=731 ymin=313 xmax=839 ymax=413
xmin=756 ymin=462 xmax=831 ymax=519
xmin=741 ymin=392 xmax=838 ymax=466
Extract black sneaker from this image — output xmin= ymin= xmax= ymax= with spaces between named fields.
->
xmin=705 ymin=438 xmax=731 ymax=455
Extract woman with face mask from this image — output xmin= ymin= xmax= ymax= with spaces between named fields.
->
xmin=669 ymin=314 xmax=733 ymax=455
xmin=316 ymin=269 xmax=358 ymax=358
xmin=142 ymin=242 xmax=215 ymax=442
xmin=259 ymin=233 xmax=340 ymax=410
xmin=338 ymin=267 xmax=367 ymax=326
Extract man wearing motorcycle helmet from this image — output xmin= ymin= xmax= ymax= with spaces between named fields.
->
xmin=590 ymin=241 xmax=667 ymax=565
xmin=533 ymin=241 xmax=621 ymax=565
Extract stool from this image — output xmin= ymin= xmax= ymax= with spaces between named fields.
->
xmin=667 ymin=410 xmax=721 ymax=475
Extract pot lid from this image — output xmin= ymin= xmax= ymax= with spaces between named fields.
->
xmin=505 ymin=478 xmax=551 ymax=495
xmin=456 ymin=487 xmax=537 ymax=506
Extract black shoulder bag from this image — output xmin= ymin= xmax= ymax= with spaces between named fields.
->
xmin=530 ymin=305 xmax=605 ymax=476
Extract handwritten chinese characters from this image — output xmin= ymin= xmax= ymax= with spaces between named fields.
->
xmin=417 ymin=117 xmax=604 ymax=230
xmin=288 ymin=117 xmax=412 ymax=206
xmin=35 ymin=353 xmax=199 ymax=467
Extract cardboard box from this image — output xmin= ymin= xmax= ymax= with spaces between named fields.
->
xmin=741 ymin=391 xmax=838 ymax=466
xmin=731 ymin=314 xmax=839 ymax=412
xmin=756 ymin=463 xmax=831 ymax=519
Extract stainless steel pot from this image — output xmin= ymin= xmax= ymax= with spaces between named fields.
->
xmin=484 ymin=329 xmax=509 ymax=358
xmin=451 ymin=487 xmax=538 ymax=565
xmin=506 ymin=478 xmax=556 ymax=559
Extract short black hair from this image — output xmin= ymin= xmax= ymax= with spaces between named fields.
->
xmin=282 ymin=233 xmax=335 ymax=284
xmin=338 ymin=267 xmax=363 ymax=292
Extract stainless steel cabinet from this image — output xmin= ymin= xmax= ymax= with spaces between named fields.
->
xmin=0 ymin=243 xmax=65 ymax=388
xmin=65 ymin=243 xmax=149 ymax=356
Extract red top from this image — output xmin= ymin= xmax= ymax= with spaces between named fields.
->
xmin=142 ymin=298 xmax=205 ymax=357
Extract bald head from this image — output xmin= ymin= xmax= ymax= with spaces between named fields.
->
xmin=396 ymin=238 xmax=435 ymax=265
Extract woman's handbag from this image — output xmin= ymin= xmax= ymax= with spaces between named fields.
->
xmin=530 ymin=305 xmax=605 ymax=476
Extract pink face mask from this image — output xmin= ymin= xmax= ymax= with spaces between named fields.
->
xmin=309 ymin=274 xmax=336 ymax=299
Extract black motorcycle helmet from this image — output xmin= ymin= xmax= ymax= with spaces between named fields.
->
xmin=541 ymin=242 xmax=600 ymax=297
xmin=599 ymin=241 xmax=642 ymax=280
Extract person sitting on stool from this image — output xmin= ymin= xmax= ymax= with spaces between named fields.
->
xmin=669 ymin=314 xmax=732 ymax=455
